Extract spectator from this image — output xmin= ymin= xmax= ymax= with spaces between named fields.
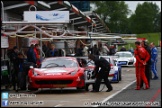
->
xmin=9 ymin=46 xmax=19 ymax=90
xmin=27 ymin=44 xmax=36 ymax=64
xmin=98 ymin=43 xmax=109 ymax=56
xmin=75 ymin=44 xmax=83 ymax=56
xmin=129 ymin=47 xmax=134 ymax=55
xmin=120 ymin=46 xmax=127 ymax=51
xmin=82 ymin=45 xmax=89 ymax=56
xmin=150 ymin=42 xmax=158 ymax=80
xmin=46 ymin=44 xmax=59 ymax=57
xmin=34 ymin=44 xmax=41 ymax=67
xmin=17 ymin=52 xmax=26 ymax=91
xmin=42 ymin=42 xmax=48 ymax=55
xmin=109 ymin=45 xmax=116 ymax=55
xmin=89 ymin=44 xmax=100 ymax=55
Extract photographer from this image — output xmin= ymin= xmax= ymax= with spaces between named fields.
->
xmin=88 ymin=54 xmax=113 ymax=92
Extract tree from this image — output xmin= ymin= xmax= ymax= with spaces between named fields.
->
xmin=91 ymin=1 xmax=131 ymax=33
xmin=130 ymin=2 xmax=160 ymax=34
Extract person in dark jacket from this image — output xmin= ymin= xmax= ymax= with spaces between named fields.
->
xmin=75 ymin=44 xmax=83 ymax=56
xmin=17 ymin=52 xmax=26 ymax=91
xmin=89 ymin=44 xmax=100 ymax=55
xmin=27 ymin=44 xmax=36 ymax=64
xmin=46 ymin=44 xmax=59 ymax=57
xmin=140 ymin=41 xmax=151 ymax=88
xmin=9 ymin=46 xmax=19 ymax=90
xmin=88 ymin=54 xmax=113 ymax=92
xmin=120 ymin=46 xmax=127 ymax=51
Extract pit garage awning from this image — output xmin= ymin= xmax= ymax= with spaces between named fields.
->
xmin=2 ymin=1 xmax=109 ymax=33
xmin=83 ymin=11 xmax=110 ymax=33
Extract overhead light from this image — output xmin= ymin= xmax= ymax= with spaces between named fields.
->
xmin=38 ymin=1 xmax=51 ymax=9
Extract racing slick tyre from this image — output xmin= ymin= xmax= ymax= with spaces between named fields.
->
xmin=119 ymin=70 xmax=122 ymax=81
xmin=115 ymin=73 xmax=119 ymax=83
xmin=26 ymin=77 xmax=38 ymax=91
xmin=28 ymin=86 xmax=38 ymax=91
xmin=85 ymin=84 xmax=89 ymax=91
xmin=77 ymin=86 xmax=85 ymax=90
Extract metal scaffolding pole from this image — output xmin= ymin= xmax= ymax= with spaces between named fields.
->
xmin=1 ymin=1 xmax=4 ymax=21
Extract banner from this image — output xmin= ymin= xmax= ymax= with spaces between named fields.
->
xmin=24 ymin=11 xmax=69 ymax=23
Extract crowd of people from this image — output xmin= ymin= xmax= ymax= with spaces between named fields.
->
xmin=7 ymin=43 xmax=63 ymax=91
xmin=74 ymin=43 xmax=117 ymax=57
xmin=134 ymin=41 xmax=158 ymax=90
xmin=5 ymin=40 xmax=158 ymax=92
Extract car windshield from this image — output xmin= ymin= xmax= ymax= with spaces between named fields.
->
xmin=115 ymin=53 xmax=132 ymax=57
xmin=41 ymin=58 xmax=78 ymax=68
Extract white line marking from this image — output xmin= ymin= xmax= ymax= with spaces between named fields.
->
xmin=54 ymin=104 xmax=63 ymax=107
xmin=92 ymin=80 xmax=136 ymax=107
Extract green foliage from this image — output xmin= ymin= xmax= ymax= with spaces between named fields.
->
xmin=129 ymin=2 xmax=161 ymax=34
xmin=118 ymin=32 xmax=161 ymax=51
xmin=92 ymin=1 xmax=161 ymax=34
xmin=92 ymin=1 xmax=130 ymax=33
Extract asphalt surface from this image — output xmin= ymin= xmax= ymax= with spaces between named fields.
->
xmin=96 ymin=47 xmax=161 ymax=107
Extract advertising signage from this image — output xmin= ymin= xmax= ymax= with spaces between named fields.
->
xmin=24 ymin=11 xmax=69 ymax=23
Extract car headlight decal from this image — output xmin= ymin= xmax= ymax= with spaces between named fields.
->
xmin=33 ymin=71 xmax=38 ymax=76
xmin=70 ymin=71 xmax=76 ymax=76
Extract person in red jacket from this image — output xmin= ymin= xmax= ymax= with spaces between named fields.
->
xmin=134 ymin=41 xmax=150 ymax=90
xmin=34 ymin=44 xmax=41 ymax=67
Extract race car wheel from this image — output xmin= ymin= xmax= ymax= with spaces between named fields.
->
xmin=119 ymin=70 xmax=122 ymax=81
xmin=115 ymin=73 xmax=119 ymax=83
xmin=85 ymin=84 xmax=89 ymax=91
xmin=77 ymin=86 xmax=85 ymax=90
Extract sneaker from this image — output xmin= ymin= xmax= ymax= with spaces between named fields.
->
xmin=152 ymin=76 xmax=158 ymax=80
xmin=106 ymin=88 xmax=113 ymax=92
xmin=144 ymin=85 xmax=149 ymax=90
xmin=134 ymin=87 xmax=140 ymax=90
xmin=90 ymin=90 xmax=99 ymax=92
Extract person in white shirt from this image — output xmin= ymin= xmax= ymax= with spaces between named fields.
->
xmin=99 ymin=43 xmax=110 ymax=56
xmin=83 ymin=45 xmax=89 ymax=56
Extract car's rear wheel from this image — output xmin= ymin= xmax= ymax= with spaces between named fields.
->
xmin=115 ymin=72 xmax=119 ymax=83
xmin=119 ymin=70 xmax=122 ymax=81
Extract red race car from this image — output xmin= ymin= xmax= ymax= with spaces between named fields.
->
xmin=27 ymin=57 xmax=85 ymax=90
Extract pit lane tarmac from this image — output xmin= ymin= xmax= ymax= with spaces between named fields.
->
xmin=2 ymin=67 xmax=136 ymax=107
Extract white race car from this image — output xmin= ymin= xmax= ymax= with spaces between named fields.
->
xmin=114 ymin=51 xmax=136 ymax=66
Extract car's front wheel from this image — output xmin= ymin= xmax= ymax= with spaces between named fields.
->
xmin=27 ymin=77 xmax=38 ymax=91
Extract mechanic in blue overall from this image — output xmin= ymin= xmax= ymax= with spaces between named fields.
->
xmin=150 ymin=42 xmax=158 ymax=80
xmin=88 ymin=54 xmax=113 ymax=92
